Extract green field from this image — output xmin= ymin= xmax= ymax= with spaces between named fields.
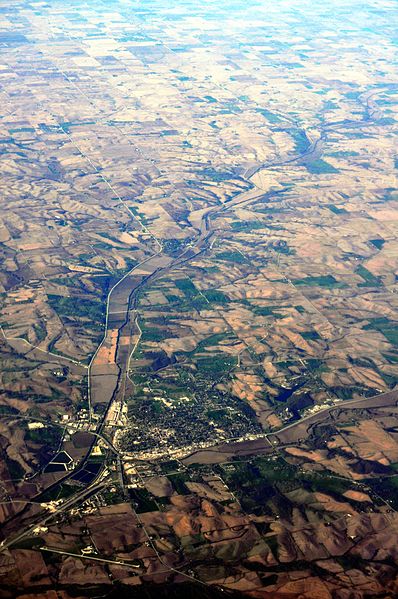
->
xmin=305 ymin=158 xmax=339 ymax=174
xmin=293 ymin=274 xmax=346 ymax=288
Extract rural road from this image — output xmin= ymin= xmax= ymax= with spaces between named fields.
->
xmin=0 ymin=87 xmax=386 ymax=551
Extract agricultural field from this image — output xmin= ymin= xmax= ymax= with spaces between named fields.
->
xmin=3 ymin=401 xmax=398 ymax=597
xmin=0 ymin=0 xmax=397 ymax=597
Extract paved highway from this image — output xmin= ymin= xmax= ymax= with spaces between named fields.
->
xmin=0 ymin=87 xmax=386 ymax=552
